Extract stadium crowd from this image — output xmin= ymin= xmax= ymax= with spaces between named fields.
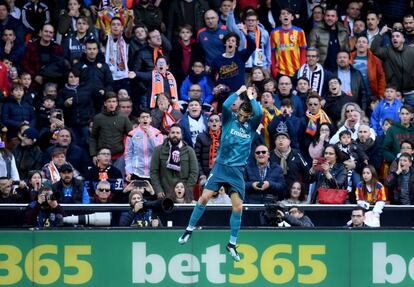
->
xmin=0 ymin=0 xmax=414 ymax=227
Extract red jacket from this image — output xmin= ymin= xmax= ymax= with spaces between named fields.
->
xmin=0 ymin=61 xmax=8 ymax=96
xmin=350 ymin=49 xmax=386 ymax=99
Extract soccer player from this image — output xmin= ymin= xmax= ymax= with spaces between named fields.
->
xmin=270 ymin=7 xmax=307 ymax=79
xmin=178 ymin=85 xmax=262 ymax=261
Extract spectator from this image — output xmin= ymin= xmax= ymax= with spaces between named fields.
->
xmin=364 ymin=11 xmax=382 ymax=46
xmin=85 ymin=147 xmax=123 ymax=200
xmin=35 ymin=95 xmax=55 ymax=132
xmin=6 ymin=0 xmax=20 ymax=20
xmin=42 ymin=128 xmax=89 ymax=176
xmin=12 ymin=128 xmax=42 ymax=179
xmin=197 ymin=9 xmax=228 ymax=67
xmin=16 ymin=169 xmax=42 ymax=203
xmin=74 ymin=39 xmax=113 ymax=109
xmin=340 ymin=1 xmax=361 ymax=37
xmin=308 ymin=7 xmax=349 ymax=72
xmin=388 ymin=140 xmax=414 ymax=174
xmin=0 ymin=28 xmax=24 ymax=65
xmin=118 ymin=190 xmax=159 ymax=227
xmin=179 ymin=61 xmax=213 ymax=104
xmin=125 ymin=109 xmax=163 ymax=181
xmin=274 ymin=76 xmax=304 ymax=118
xmin=270 ymin=131 xmax=309 ymax=188
xmin=324 ymin=77 xmax=356 ymax=124
xmin=270 ymin=7 xmax=306 ymax=78
xmin=61 ymin=16 xmax=97 ymax=66
xmin=128 ymin=24 xmax=147 ymax=68
xmin=150 ymin=124 xmax=198 ymax=198
xmin=246 ymin=67 xmax=270 ymax=95
xmin=270 ymin=0 xmax=308 ymax=28
xmin=208 ymin=186 xmax=232 ymax=204
xmin=0 ymin=176 xmax=21 ymax=203
xmin=308 ymin=122 xmax=334 ymax=160
xmin=370 ymin=85 xmax=403 ymax=136
xmin=356 ymin=165 xmax=386 ymax=214
xmin=150 ymin=92 xmax=182 ymax=135
xmin=24 ymin=186 xmax=65 ymax=227
xmin=147 ymin=56 xmax=179 ymax=109
xmin=52 ymin=163 xmax=86 ymax=204
xmin=1 ymin=82 xmax=35 ymax=140
xmin=350 ymin=35 xmax=386 ymax=100
xmin=385 ymin=152 xmax=414 ymax=205
xmin=21 ymin=24 xmax=64 ymax=88
xmin=89 ymin=92 xmax=132 ymax=171
xmin=383 ymin=105 xmax=414 ymax=163
xmin=21 ymin=0 xmax=50 ymax=39
xmin=371 ymin=27 xmax=414 ymax=107
xmin=91 ymin=180 xmax=113 ymax=203
xmin=42 ymin=148 xmax=79 ymax=184
xmin=58 ymin=69 xmax=95 ymax=148
xmin=133 ymin=0 xmax=163 ymax=31
xmin=132 ymin=28 xmax=172 ymax=107
xmin=280 ymin=181 xmax=308 ymax=205
xmin=167 ymin=0 xmax=209 ymax=41
xmin=309 ymin=144 xmax=347 ymax=203
xmin=277 ymin=205 xmax=315 ymax=227
xmin=0 ymin=0 xmax=25 ymax=43
xmin=170 ymin=25 xmax=205 ymax=87
xmin=180 ymin=99 xmax=208 ymax=147
xmin=210 ymin=31 xmax=255 ymax=93
xmin=194 ymin=113 xmax=221 ymax=186
xmin=294 ymin=47 xmax=333 ymax=97
xmin=403 ymin=14 xmax=414 ymax=46
xmin=333 ymin=51 xmax=367 ymax=111
xmin=227 ymin=7 xmax=271 ymax=71
xmin=356 ymin=124 xmax=383 ymax=172
xmin=58 ymin=0 xmax=93 ymax=38
xmin=346 ymin=206 xmax=369 ymax=228
xmin=245 ymin=144 xmax=285 ymax=203
xmin=170 ymin=180 xmax=195 ymax=204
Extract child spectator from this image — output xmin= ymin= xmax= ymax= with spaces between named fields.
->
xmin=179 ymin=61 xmax=213 ymax=104
xmin=385 ymin=153 xmax=414 ymax=205
xmin=20 ymin=72 xmax=37 ymax=106
xmin=371 ymin=85 xmax=403 ymax=136
xmin=356 ymin=165 xmax=386 ymax=214
xmin=36 ymin=95 xmax=55 ymax=131
xmin=58 ymin=0 xmax=93 ymax=39
xmin=1 ymin=83 xmax=35 ymax=140
xmin=170 ymin=181 xmax=195 ymax=204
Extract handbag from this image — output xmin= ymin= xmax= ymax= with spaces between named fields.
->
xmin=317 ymin=186 xmax=348 ymax=204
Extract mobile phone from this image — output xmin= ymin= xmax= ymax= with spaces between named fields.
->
xmin=314 ymin=157 xmax=326 ymax=172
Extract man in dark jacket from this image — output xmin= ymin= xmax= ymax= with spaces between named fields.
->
xmin=385 ymin=153 xmax=414 ymax=205
xmin=150 ymin=124 xmax=198 ymax=198
xmin=245 ymin=145 xmax=286 ymax=203
xmin=0 ymin=1 xmax=25 ymax=43
xmin=278 ymin=206 xmax=314 ymax=227
xmin=133 ymin=0 xmax=163 ymax=31
xmin=12 ymin=128 xmax=42 ymax=179
xmin=52 ymin=164 xmax=85 ymax=204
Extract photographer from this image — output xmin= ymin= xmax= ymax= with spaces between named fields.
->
xmin=277 ymin=206 xmax=314 ymax=227
xmin=119 ymin=190 xmax=159 ymax=228
xmin=24 ymin=186 xmax=65 ymax=228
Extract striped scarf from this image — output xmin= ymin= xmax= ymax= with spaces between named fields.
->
xmin=208 ymin=128 xmax=221 ymax=169
xmin=150 ymin=70 xmax=178 ymax=108
xmin=261 ymin=106 xmax=281 ymax=147
xmin=305 ymin=109 xmax=331 ymax=136
xmin=162 ymin=106 xmax=177 ymax=133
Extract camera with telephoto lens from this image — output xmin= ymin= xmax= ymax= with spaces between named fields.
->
xmin=63 ymin=212 xmax=112 ymax=226
xmin=263 ymin=201 xmax=286 ymax=226
xmin=142 ymin=198 xmax=174 ymax=213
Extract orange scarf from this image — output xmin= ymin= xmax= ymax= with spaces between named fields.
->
xmin=162 ymin=106 xmax=178 ymax=133
xmin=305 ymin=109 xmax=331 ymax=136
xmin=261 ymin=106 xmax=280 ymax=147
xmin=150 ymin=70 xmax=179 ymax=108
xmin=208 ymin=128 xmax=221 ymax=169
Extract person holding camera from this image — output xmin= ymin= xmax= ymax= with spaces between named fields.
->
xmin=119 ymin=190 xmax=159 ymax=227
xmin=276 ymin=206 xmax=314 ymax=227
xmin=24 ymin=186 xmax=66 ymax=228
xmin=244 ymin=145 xmax=285 ymax=203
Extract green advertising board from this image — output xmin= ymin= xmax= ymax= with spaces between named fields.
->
xmin=0 ymin=229 xmax=413 ymax=286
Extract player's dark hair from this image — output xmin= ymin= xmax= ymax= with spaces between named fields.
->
xmin=239 ymin=101 xmax=253 ymax=114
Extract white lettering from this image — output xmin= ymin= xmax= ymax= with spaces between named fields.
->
xmin=230 ymin=128 xmax=251 ymax=139
xmin=132 ymin=242 xmax=166 ymax=283
xmin=202 ymin=244 xmax=226 ymax=283
xmin=168 ymin=254 xmax=200 ymax=284
xmin=373 ymin=242 xmax=406 ymax=284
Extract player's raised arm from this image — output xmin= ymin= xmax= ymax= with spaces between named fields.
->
xmin=246 ymin=87 xmax=263 ymax=129
xmin=222 ymin=85 xmax=247 ymax=122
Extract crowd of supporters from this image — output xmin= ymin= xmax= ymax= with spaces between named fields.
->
xmin=0 ymin=0 xmax=414 ymax=227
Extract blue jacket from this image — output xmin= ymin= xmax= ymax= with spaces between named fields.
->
xmin=1 ymin=97 xmax=35 ymax=138
xmin=197 ymin=25 xmax=228 ymax=66
xmin=244 ymin=161 xmax=286 ymax=203
xmin=274 ymin=93 xmax=305 ymax=118
xmin=180 ymin=112 xmax=209 ymax=148
xmin=180 ymin=75 xmax=214 ymax=104
xmin=226 ymin=11 xmax=271 ymax=69
xmin=371 ymin=99 xmax=402 ymax=136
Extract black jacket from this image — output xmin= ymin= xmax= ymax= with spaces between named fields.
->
xmin=194 ymin=131 xmax=212 ymax=177
xmin=385 ymin=169 xmax=414 ymax=205
xmin=12 ymin=144 xmax=43 ymax=180
xmin=324 ymin=92 xmax=356 ymax=124
xmin=52 ymin=179 xmax=84 ymax=204
xmin=333 ymin=66 xmax=368 ymax=111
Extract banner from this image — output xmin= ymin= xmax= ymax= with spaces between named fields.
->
xmin=0 ymin=229 xmax=413 ymax=286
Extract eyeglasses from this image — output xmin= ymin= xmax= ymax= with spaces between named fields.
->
xmin=255 ymin=150 xmax=268 ymax=155
xmin=98 ymin=188 xmax=110 ymax=192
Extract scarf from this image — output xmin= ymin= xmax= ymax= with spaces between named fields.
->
xmin=208 ymin=128 xmax=221 ymax=169
xmin=64 ymin=83 xmax=79 ymax=90
xmin=47 ymin=162 xmax=60 ymax=183
xmin=162 ymin=106 xmax=177 ymax=133
xmin=261 ymin=107 xmax=280 ymax=147
xmin=274 ymin=147 xmax=291 ymax=175
xmin=297 ymin=63 xmax=325 ymax=96
xmin=166 ymin=141 xmax=181 ymax=171
xmin=150 ymin=70 xmax=178 ymax=108
xmin=105 ymin=34 xmax=128 ymax=80
xmin=305 ymin=109 xmax=331 ymax=136
xmin=152 ymin=46 xmax=163 ymax=64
